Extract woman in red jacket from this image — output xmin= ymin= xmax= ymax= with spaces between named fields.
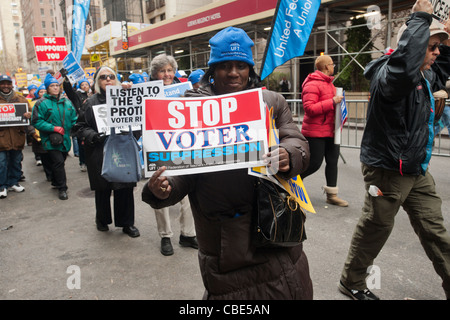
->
xmin=300 ymin=55 xmax=348 ymax=206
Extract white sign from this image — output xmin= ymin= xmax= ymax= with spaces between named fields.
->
xmin=142 ymin=88 xmax=268 ymax=176
xmin=93 ymin=104 xmax=140 ymax=135
xmin=430 ymin=0 xmax=450 ymax=22
xmin=106 ymin=80 xmax=164 ymax=127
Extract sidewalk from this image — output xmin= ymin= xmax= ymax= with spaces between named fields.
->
xmin=0 ymin=146 xmax=449 ymax=300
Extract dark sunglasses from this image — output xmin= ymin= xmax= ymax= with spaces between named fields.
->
xmin=98 ymin=74 xmax=116 ymax=80
xmin=428 ymin=43 xmax=440 ymax=52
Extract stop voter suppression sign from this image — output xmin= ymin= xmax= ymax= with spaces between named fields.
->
xmin=32 ymin=37 xmax=69 ymax=62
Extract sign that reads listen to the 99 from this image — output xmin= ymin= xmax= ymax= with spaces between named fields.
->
xmin=142 ymin=88 xmax=269 ymax=177
xmin=106 ymin=80 xmax=164 ymax=127
xmin=32 ymin=37 xmax=68 ymax=62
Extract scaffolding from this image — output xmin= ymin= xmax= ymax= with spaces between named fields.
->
xmin=110 ymin=0 xmax=416 ymax=93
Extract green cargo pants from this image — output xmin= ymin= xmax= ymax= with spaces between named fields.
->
xmin=340 ymin=163 xmax=450 ymax=298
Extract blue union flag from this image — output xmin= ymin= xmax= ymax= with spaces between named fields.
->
xmin=260 ymin=0 xmax=320 ymax=80
xmin=72 ymin=0 xmax=91 ymax=63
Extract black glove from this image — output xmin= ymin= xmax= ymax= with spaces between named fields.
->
xmin=92 ymin=132 xmax=106 ymax=144
xmin=60 ymin=68 xmax=68 ymax=77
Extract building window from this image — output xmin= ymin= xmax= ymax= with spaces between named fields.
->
xmin=42 ymin=21 xmax=46 ymax=28
xmin=41 ymin=8 xmax=45 ymax=16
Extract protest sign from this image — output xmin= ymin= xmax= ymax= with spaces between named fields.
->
xmin=249 ymin=107 xmax=315 ymax=213
xmin=84 ymin=67 xmax=96 ymax=79
xmin=32 ymin=37 xmax=68 ymax=62
xmin=334 ymin=87 xmax=345 ymax=144
xmin=0 ymin=103 xmax=30 ymax=127
xmin=142 ymin=88 xmax=268 ymax=176
xmin=93 ymin=104 xmax=140 ymax=135
xmin=106 ymin=80 xmax=164 ymax=127
xmin=430 ymin=0 xmax=450 ymax=22
xmin=164 ymin=82 xmax=193 ymax=98
xmin=62 ymin=52 xmax=86 ymax=85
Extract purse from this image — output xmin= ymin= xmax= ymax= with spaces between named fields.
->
xmin=49 ymin=132 xmax=63 ymax=145
xmin=101 ymin=127 xmax=141 ymax=183
xmin=253 ymin=178 xmax=306 ymax=248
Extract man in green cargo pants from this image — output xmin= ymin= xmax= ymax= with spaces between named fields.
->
xmin=338 ymin=0 xmax=450 ymax=300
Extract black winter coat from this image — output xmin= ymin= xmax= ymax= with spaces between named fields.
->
xmin=361 ymin=12 xmax=450 ymax=175
xmin=142 ymin=86 xmax=312 ymax=299
xmin=75 ymin=91 xmax=136 ymax=191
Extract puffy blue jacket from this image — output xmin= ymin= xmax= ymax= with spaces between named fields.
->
xmin=361 ymin=12 xmax=450 ymax=175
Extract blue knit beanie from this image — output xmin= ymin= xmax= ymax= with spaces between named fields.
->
xmin=188 ymin=69 xmax=205 ymax=84
xmin=44 ymin=73 xmax=59 ymax=89
xmin=77 ymin=78 xmax=90 ymax=89
xmin=27 ymin=84 xmax=38 ymax=91
xmin=208 ymin=27 xmax=254 ymax=66
xmin=129 ymin=73 xmax=145 ymax=84
xmin=34 ymin=84 xmax=46 ymax=99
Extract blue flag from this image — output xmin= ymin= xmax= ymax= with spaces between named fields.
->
xmin=72 ymin=0 xmax=91 ymax=63
xmin=260 ymin=0 xmax=320 ymax=80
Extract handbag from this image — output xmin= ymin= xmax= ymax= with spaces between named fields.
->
xmin=48 ymin=104 xmax=66 ymax=146
xmin=101 ymin=127 xmax=141 ymax=183
xmin=49 ymin=132 xmax=63 ymax=145
xmin=253 ymin=178 xmax=306 ymax=248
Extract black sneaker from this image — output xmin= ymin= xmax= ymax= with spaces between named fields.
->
xmin=179 ymin=235 xmax=198 ymax=249
xmin=338 ymin=281 xmax=380 ymax=300
xmin=160 ymin=237 xmax=174 ymax=256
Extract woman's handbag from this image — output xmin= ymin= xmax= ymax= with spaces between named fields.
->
xmin=49 ymin=104 xmax=65 ymax=146
xmin=48 ymin=132 xmax=63 ymax=145
xmin=101 ymin=127 xmax=141 ymax=183
xmin=253 ymin=178 xmax=306 ymax=248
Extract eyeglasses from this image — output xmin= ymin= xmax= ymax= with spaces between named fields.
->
xmin=428 ymin=43 xmax=440 ymax=52
xmin=98 ymin=74 xmax=116 ymax=80
xmin=328 ymin=63 xmax=336 ymax=67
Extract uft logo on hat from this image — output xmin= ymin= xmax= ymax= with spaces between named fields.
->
xmin=230 ymin=42 xmax=240 ymax=52
xmin=208 ymin=27 xmax=255 ymax=66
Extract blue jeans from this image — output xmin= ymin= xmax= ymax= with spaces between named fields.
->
xmin=0 ymin=150 xmax=23 ymax=189
xmin=435 ymin=106 xmax=450 ymax=135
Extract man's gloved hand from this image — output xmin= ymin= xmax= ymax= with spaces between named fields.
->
xmin=53 ymin=126 xmax=65 ymax=135
xmin=92 ymin=132 xmax=106 ymax=144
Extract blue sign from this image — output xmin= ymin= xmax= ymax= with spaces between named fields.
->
xmin=260 ymin=0 xmax=320 ymax=80
xmin=63 ymin=52 xmax=85 ymax=84
xmin=164 ymin=82 xmax=193 ymax=98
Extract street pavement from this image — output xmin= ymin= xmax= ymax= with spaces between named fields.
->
xmin=0 ymin=144 xmax=449 ymax=300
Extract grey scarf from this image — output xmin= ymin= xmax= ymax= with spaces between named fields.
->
xmin=0 ymin=90 xmax=14 ymax=102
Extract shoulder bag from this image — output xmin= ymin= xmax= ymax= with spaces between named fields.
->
xmin=253 ymin=178 xmax=307 ymax=248
xmin=101 ymin=127 xmax=141 ymax=183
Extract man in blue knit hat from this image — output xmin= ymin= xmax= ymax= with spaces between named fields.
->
xmin=0 ymin=75 xmax=32 ymax=199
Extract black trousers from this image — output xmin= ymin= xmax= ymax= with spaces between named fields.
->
xmin=47 ymin=150 xmax=68 ymax=191
xmin=300 ymin=137 xmax=340 ymax=187
xmin=95 ymin=187 xmax=135 ymax=227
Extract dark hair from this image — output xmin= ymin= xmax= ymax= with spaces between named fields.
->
xmin=200 ymin=63 xmax=262 ymax=90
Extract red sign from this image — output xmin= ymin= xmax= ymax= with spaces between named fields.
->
xmin=32 ymin=37 xmax=68 ymax=62
xmin=145 ymin=90 xmax=263 ymax=131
